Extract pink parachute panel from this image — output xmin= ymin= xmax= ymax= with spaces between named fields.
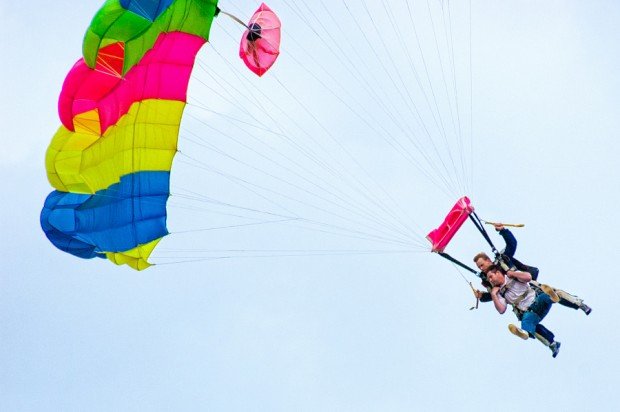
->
xmin=427 ymin=196 xmax=474 ymax=252
xmin=58 ymin=33 xmax=204 ymax=134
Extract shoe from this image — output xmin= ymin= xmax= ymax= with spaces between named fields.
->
xmin=508 ymin=324 xmax=529 ymax=340
xmin=540 ymin=284 xmax=560 ymax=303
xmin=550 ymin=341 xmax=561 ymax=358
xmin=580 ymin=303 xmax=592 ymax=315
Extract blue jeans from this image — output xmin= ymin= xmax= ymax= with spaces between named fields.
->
xmin=521 ymin=293 xmax=554 ymax=339
xmin=535 ymin=323 xmax=555 ymax=344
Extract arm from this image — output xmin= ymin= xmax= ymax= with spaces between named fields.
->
xmin=475 ymin=278 xmax=492 ymax=302
xmin=490 ymin=287 xmax=507 ymax=314
xmin=506 ymin=270 xmax=532 ymax=283
xmin=499 ymin=228 xmax=517 ymax=258
xmin=474 ymin=289 xmax=492 ymax=302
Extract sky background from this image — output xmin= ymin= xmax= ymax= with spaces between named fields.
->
xmin=1 ymin=1 xmax=619 ymax=411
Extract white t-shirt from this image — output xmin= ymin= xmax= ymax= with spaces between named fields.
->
xmin=498 ymin=277 xmax=535 ymax=312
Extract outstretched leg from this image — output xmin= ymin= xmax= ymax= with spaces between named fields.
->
xmin=508 ymin=322 xmax=561 ymax=358
xmin=556 ymin=289 xmax=591 ymax=314
xmin=531 ymin=281 xmax=591 ymax=315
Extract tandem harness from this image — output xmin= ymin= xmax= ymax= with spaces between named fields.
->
xmin=434 ymin=209 xmax=535 ymax=311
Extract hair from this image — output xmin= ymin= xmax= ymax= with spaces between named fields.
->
xmin=486 ymin=264 xmax=501 ymax=274
xmin=473 ymin=252 xmax=491 ymax=263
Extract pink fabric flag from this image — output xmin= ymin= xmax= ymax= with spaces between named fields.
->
xmin=426 ymin=197 xmax=474 ymax=252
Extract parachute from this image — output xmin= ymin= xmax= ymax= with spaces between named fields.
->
xmin=426 ymin=196 xmax=474 ymax=253
xmin=41 ymin=0 xmax=479 ymax=272
xmin=239 ymin=3 xmax=281 ymax=77
xmin=40 ymin=0 xmax=282 ymax=270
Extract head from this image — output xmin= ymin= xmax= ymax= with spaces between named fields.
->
xmin=486 ymin=265 xmax=505 ymax=286
xmin=473 ymin=252 xmax=493 ymax=273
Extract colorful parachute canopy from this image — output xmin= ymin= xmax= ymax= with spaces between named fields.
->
xmin=41 ymin=0 xmax=219 ymax=270
xmin=426 ymin=196 xmax=474 ymax=252
xmin=83 ymin=0 xmax=218 ymax=75
xmin=240 ymin=3 xmax=281 ymax=77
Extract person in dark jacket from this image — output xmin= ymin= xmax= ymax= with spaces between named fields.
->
xmin=471 ymin=224 xmax=591 ymax=315
xmin=470 ymin=224 xmax=591 ymax=351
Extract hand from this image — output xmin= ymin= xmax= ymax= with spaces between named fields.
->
xmin=493 ymin=223 xmax=505 ymax=231
xmin=474 ymin=289 xmax=484 ymax=299
xmin=491 ymin=286 xmax=500 ymax=296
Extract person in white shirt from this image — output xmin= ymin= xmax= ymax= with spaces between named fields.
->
xmin=486 ymin=265 xmax=561 ymax=358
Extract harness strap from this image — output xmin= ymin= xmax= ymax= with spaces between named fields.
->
xmin=500 ymin=278 xmax=532 ymax=310
xmin=437 ymin=252 xmax=478 ymax=275
xmin=469 ymin=212 xmax=500 ymax=256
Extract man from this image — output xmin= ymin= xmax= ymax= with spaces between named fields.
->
xmin=486 ymin=265 xmax=561 ymax=358
xmin=473 ymin=252 xmax=591 ymax=314
xmin=472 ymin=224 xmax=591 ymax=315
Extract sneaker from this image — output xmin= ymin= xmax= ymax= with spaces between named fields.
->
xmin=508 ymin=324 xmax=529 ymax=340
xmin=550 ymin=341 xmax=561 ymax=358
xmin=540 ymin=284 xmax=560 ymax=303
xmin=580 ymin=303 xmax=592 ymax=315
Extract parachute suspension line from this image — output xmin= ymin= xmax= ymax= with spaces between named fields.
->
xmin=278 ymin=2 xmax=478 ymax=237
xmin=200 ymin=40 xmax=424 ymax=244
xmin=192 ymin=79 xmax=402 ymax=241
xmin=259 ymin=43 xmax=417 ymax=229
xmin=182 ymin=108 xmax=417 ymax=246
xmin=183 ymin=131 xmax=414 ymax=245
xmin=189 ymin=63 xmax=415 ymax=243
xmin=176 ymin=151 xmax=299 ymax=218
xmin=204 ymin=43 xmax=339 ymax=172
xmin=176 ymin=152 xmax=418 ymax=248
xmin=187 ymin=120 xmax=411 ymax=240
xmin=267 ymin=0 xmax=452 ymax=199
xmin=358 ymin=0 xmax=463 ymax=197
xmin=403 ymin=0 xmax=455 ymax=176
xmin=288 ymin=0 xmax=416 ymax=149
xmin=379 ymin=0 xmax=458 ymax=189
xmin=341 ymin=0 xmax=461 ymax=196
xmin=468 ymin=0 xmax=475 ymax=194
xmin=170 ymin=186 xmax=302 ymax=222
xmin=278 ymin=41 xmax=455 ymax=202
xmin=264 ymin=45 xmax=443 ymax=245
xmin=169 ymin=202 xmax=420 ymax=249
xmin=273 ymin=220 xmax=419 ymax=248
xmin=406 ymin=2 xmax=466 ymax=198
xmin=441 ymin=0 xmax=469 ymax=196
xmin=174 ymin=171 xmax=413 ymax=249
xmin=286 ymin=0 xmax=459 ymax=198
xmin=171 ymin=189 xmax=418 ymax=248
xmin=190 ymin=64 xmax=284 ymax=135
xmin=210 ymin=2 xmax=473 ymax=250
xmin=424 ymin=0 xmax=465 ymax=194
xmin=151 ymin=249 xmax=421 ymax=267
xmin=155 ymin=248 xmax=419 ymax=256
xmin=271 ymin=74 xmax=428 ymax=248
xmin=361 ymin=0 xmax=458 ymax=194
xmin=170 ymin=218 xmax=301 ymax=235
xmin=351 ymin=0 xmax=473 ymax=199
xmin=280 ymin=0 xmax=464 ymax=208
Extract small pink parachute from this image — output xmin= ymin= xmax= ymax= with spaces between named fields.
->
xmin=239 ymin=3 xmax=281 ymax=76
xmin=426 ymin=196 xmax=474 ymax=252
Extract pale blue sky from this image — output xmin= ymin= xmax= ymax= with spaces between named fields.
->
xmin=1 ymin=1 xmax=619 ymax=411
